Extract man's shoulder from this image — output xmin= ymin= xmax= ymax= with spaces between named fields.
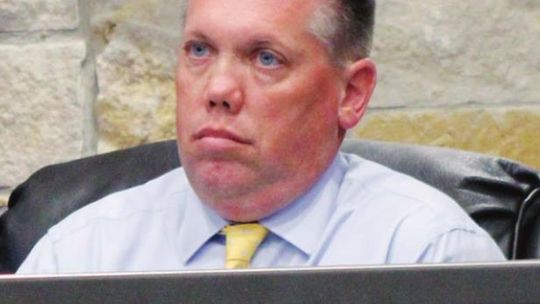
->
xmin=340 ymin=152 xmax=455 ymax=204
xmin=338 ymin=152 xmax=478 ymax=231
xmin=47 ymin=167 xmax=190 ymax=239
xmin=332 ymin=153 xmax=502 ymax=263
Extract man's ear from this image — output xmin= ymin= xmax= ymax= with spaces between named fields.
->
xmin=338 ymin=58 xmax=377 ymax=130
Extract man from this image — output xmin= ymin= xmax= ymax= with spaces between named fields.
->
xmin=17 ymin=0 xmax=504 ymax=274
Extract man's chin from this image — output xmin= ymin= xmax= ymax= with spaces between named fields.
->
xmin=200 ymin=190 xmax=285 ymax=222
xmin=193 ymin=183 xmax=269 ymax=221
xmin=187 ymin=161 xmax=259 ymax=198
xmin=212 ymin=204 xmax=268 ymax=223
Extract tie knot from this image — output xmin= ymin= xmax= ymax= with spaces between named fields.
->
xmin=222 ymin=223 xmax=268 ymax=269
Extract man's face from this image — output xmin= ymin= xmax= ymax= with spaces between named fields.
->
xmin=176 ymin=0 xmax=361 ymax=221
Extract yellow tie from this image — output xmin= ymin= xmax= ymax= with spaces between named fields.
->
xmin=222 ymin=223 xmax=268 ymax=269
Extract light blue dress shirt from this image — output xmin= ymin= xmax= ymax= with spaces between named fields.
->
xmin=17 ymin=153 xmax=505 ymax=274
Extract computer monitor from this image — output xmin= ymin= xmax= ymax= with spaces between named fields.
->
xmin=2 ymin=261 xmax=540 ymax=303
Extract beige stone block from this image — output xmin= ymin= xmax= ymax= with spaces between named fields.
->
xmin=95 ymin=22 xmax=179 ymax=152
xmin=0 ymin=41 xmax=87 ymax=187
xmin=371 ymin=0 xmax=540 ymax=108
xmin=91 ymin=0 xmax=184 ymax=152
xmin=90 ymin=0 xmax=183 ymax=56
xmin=353 ymin=107 xmax=540 ymax=169
xmin=0 ymin=0 xmax=79 ymax=32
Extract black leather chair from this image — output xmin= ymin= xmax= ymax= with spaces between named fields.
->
xmin=1 ymin=139 xmax=539 ymax=273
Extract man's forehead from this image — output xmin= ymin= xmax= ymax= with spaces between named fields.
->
xmin=183 ymin=0 xmax=321 ymax=28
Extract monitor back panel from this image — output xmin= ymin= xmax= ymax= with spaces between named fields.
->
xmin=2 ymin=262 xmax=540 ymax=304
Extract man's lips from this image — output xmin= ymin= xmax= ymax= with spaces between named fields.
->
xmin=194 ymin=128 xmax=252 ymax=145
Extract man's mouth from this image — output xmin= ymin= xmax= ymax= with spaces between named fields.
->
xmin=194 ymin=127 xmax=252 ymax=145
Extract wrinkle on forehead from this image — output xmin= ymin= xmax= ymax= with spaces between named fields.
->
xmin=183 ymin=0 xmax=319 ymax=32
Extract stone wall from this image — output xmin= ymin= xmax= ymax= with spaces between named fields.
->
xmin=356 ymin=0 xmax=540 ymax=168
xmin=0 ymin=0 xmax=96 ymax=206
xmin=1 ymin=0 xmax=539 ymax=206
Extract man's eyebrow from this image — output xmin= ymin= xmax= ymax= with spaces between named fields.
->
xmin=246 ymin=39 xmax=274 ymax=49
xmin=183 ymin=31 xmax=213 ymax=43
xmin=242 ymin=36 xmax=293 ymax=52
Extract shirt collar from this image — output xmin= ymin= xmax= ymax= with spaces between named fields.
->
xmin=176 ymin=152 xmax=348 ymax=262
xmin=176 ymin=187 xmax=228 ymax=264
xmin=261 ymin=153 xmax=347 ymax=256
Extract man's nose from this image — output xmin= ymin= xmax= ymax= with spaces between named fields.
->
xmin=205 ymin=63 xmax=243 ymax=115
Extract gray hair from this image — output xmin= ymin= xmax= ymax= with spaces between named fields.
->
xmin=309 ymin=0 xmax=376 ymax=64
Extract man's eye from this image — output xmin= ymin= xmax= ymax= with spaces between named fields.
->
xmin=189 ymin=43 xmax=209 ymax=57
xmin=257 ymin=51 xmax=280 ymax=67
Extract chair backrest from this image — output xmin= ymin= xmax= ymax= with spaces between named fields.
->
xmin=1 ymin=139 xmax=539 ymax=273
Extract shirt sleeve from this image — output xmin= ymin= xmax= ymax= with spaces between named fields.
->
xmin=417 ymin=229 xmax=507 ymax=263
xmin=16 ymin=233 xmax=59 ymax=274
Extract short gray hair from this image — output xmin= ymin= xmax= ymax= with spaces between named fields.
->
xmin=309 ymin=0 xmax=376 ymax=64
